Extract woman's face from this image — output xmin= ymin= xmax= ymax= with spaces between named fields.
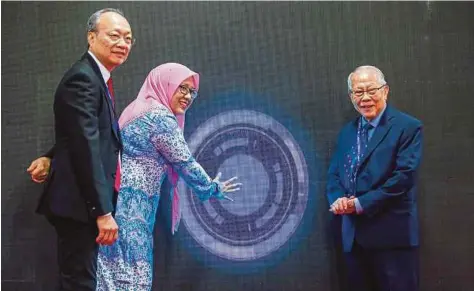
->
xmin=170 ymin=77 xmax=197 ymax=115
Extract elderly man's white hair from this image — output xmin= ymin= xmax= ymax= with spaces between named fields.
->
xmin=86 ymin=8 xmax=124 ymax=33
xmin=347 ymin=66 xmax=387 ymax=93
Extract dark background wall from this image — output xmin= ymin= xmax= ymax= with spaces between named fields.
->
xmin=2 ymin=2 xmax=473 ymax=290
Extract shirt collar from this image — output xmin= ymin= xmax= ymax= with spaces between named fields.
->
xmin=87 ymin=51 xmax=110 ymax=84
xmin=361 ymin=104 xmax=387 ymax=128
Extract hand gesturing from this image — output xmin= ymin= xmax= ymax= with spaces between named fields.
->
xmin=212 ymin=172 xmax=242 ymax=201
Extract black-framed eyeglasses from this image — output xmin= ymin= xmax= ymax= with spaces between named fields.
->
xmin=178 ymin=85 xmax=198 ymax=100
xmin=350 ymin=84 xmax=386 ymax=99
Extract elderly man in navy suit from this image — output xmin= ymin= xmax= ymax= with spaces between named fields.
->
xmin=327 ymin=65 xmax=423 ymax=291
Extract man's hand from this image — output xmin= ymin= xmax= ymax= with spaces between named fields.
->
xmin=96 ymin=214 xmax=119 ymax=245
xmin=329 ymin=196 xmax=356 ymax=215
xmin=27 ymin=157 xmax=51 ymax=183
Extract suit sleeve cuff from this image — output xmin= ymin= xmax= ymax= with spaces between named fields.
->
xmin=354 ymin=198 xmax=363 ymax=214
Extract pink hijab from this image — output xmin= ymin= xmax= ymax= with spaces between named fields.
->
xmin=115 ymin=63 xmax=200 ymax=234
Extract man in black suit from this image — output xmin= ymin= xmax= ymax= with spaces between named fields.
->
xmin=31 ymin=8 xmax=134 ymax=290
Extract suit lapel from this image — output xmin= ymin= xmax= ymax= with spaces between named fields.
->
xmin=82 ymin=53 xmax=121 ymax=143
xmin=346 ymin=119 xmax=359 ymax=153
xmin=106 ymin=93 xmax=121 ymax=143
xmin=344 ymin=120 xmax=359 ymax=189
xmin=359 ymin=106 xmax=394 ymax=167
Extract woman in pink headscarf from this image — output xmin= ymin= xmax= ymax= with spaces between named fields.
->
xmin=96 ymin=63 xmax=241 ymax=290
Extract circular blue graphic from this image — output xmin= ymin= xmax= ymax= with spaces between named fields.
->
xmin=179 ymin=110 xmax=309 ymax=261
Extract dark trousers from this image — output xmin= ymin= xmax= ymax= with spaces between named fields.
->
xmin=48 ymin=216 xmax=99 ymax=291
xmin=344 ymin=241 xmax=419 ymax=291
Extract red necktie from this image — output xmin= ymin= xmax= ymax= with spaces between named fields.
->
xmin=106 ymin=77 xmax=115 ymax=107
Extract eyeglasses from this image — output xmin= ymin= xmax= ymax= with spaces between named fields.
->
xmin=350 ymin=85 xmax=386 ymax=100
xmin=93 ymin=30 xmax=136 ymax=46
xmin=178 ymin=85 xmax=198 ymax=100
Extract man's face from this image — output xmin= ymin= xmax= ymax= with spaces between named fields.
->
xmin=349 ymin=70 xmax=389 ymax=121
xmin=87 ymin=12 xmax=132 ymax=71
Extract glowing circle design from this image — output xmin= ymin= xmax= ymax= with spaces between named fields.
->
xmin=179 ymin=110 xmax=309 ymax=261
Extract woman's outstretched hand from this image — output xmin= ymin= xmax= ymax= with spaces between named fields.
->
xmin=212 ymin=172 xmax=242 ymax=201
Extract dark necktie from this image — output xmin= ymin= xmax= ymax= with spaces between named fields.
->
xmin=359 ymin=122 xmax=373 ymax=159
xmin=346 ymin=121 xmax=373 ymax=196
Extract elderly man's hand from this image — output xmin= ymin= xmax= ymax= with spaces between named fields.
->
xmin=329 ymin=196 xmax=356 ymax=215
xmin=96 ymin=214 xmax=119 ymax=245
xmin=27 ymin=157 xmax=51 ymax=183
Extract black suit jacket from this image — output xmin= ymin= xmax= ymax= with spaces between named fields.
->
xmin=37 ymin=53 xmax=121 ymax=222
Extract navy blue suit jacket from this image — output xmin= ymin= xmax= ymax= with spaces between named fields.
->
xmin=327 ymin=105 xmax=423 ymax=252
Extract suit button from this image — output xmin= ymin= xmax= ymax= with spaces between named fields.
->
xmin=112 ymin=173 xmax=116 ymax=179
xmin=115 ymin=150 xmax=120 ymax=154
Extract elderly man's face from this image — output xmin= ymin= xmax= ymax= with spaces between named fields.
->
xmin=349 ymin=70 xmax=389 ymax=121
xmin=87 ymin=12 xmax=132 ymax=72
